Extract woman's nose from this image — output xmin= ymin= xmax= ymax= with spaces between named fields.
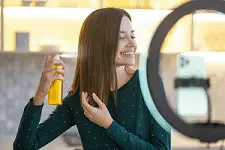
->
xmin=126 ymin=41 xmax=135 ymax=48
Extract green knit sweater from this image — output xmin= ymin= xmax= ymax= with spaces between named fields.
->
xmin=13 ymin=70 xmax=171 ymax=150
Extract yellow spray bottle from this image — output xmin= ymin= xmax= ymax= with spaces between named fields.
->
xmin=48 ymin=54 xmax=63 ymax=105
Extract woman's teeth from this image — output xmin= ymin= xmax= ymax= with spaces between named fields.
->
xmin=121 ymin=52 xmax=134 ymax=55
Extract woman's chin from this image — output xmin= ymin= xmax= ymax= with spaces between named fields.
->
xmin=115 ymin=57 xmax=136 ymax=66
xmin=124 ymin=60 xmax=136 ymax=66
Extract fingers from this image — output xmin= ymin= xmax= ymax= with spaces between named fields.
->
xmin=81 ymin=92 xmax=96 ymax=114
xmin=81 ymin=91 xmax=87 ymax=107
xmin=84 ymin=110 xmax=94 ymax=121
xmin=42 ymin=67 xmax=65 ymax=83
xmin=45 ymin=60 xmax=66 ymax=72
xmin=41 ymin=54 xmax=66 ymax=83
xmin=43 ymin=53 xmax=57 ymax=66
xmin=54 ymin=68 xmax=65 ymax=76
xmin=92 ymin=93 xmax=105 ymax=109
xmin=81 ymin=92 xmax=105 ymax=109
xmin=44 ymin=67 xmax=65 ymax=76
xmin=82 ymin=92 xmax=92 ymax=110
xmin=43 ymin=54 xmax=66 ymax=72
xmin=51 ymin=74 xmax=64 ymax=82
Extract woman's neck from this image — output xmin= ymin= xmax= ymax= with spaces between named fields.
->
xmin=110 ymin=65 xmax=134 ymax=91
xmin=116 ymin=65 xmax=127 ymax=78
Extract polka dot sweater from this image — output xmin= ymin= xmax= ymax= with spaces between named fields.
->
xmin=13 ymin=70 xmax=171 ymax=150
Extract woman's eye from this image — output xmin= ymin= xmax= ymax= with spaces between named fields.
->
xmin=119 ymin=36 xmax=136 ymax=40
xmin=119 ymin=37 xmax=125 ymax=40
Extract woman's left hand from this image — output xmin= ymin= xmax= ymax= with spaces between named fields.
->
xmin=81 ymin=91 xmax=113 ymax=129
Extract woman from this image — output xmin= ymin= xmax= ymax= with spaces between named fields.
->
xmin=13 ymin=8 xmax=171 ymax=150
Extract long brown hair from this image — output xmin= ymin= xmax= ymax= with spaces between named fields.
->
xmin=68 ymin=8 xmax=132 ymax=106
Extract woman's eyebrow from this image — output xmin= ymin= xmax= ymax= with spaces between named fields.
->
xmin=119 ymin=30 xmax=135 ymax=33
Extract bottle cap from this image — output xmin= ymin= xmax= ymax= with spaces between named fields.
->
xmin=54 ymin=54 xmax=60 ymax=60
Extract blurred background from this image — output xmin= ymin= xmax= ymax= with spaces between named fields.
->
xmin=1 ymin=0 xmax=225 ymax=149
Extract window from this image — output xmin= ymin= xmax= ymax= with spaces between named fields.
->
xmin=15 ymin=32 xmax=30 ymax=51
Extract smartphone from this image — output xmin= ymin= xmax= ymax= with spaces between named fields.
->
xmin=176 ymin=53 xmax=208 ymax=117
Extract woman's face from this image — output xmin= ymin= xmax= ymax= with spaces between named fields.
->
xmin=115 ymin=16 xmax=137 ymax=66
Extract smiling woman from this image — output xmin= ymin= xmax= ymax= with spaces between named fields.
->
xmin=13 ymin=7 xmax=171 ymax=150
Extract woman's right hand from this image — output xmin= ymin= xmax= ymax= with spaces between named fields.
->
xmin=33 ymin=54 xmax=66 ymax=105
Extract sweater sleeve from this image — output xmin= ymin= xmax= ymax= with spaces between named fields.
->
xmin=105 ymin=120 xmax=171 ymax=150
xmin=13 ymin=95 xmax=76 ymax=150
